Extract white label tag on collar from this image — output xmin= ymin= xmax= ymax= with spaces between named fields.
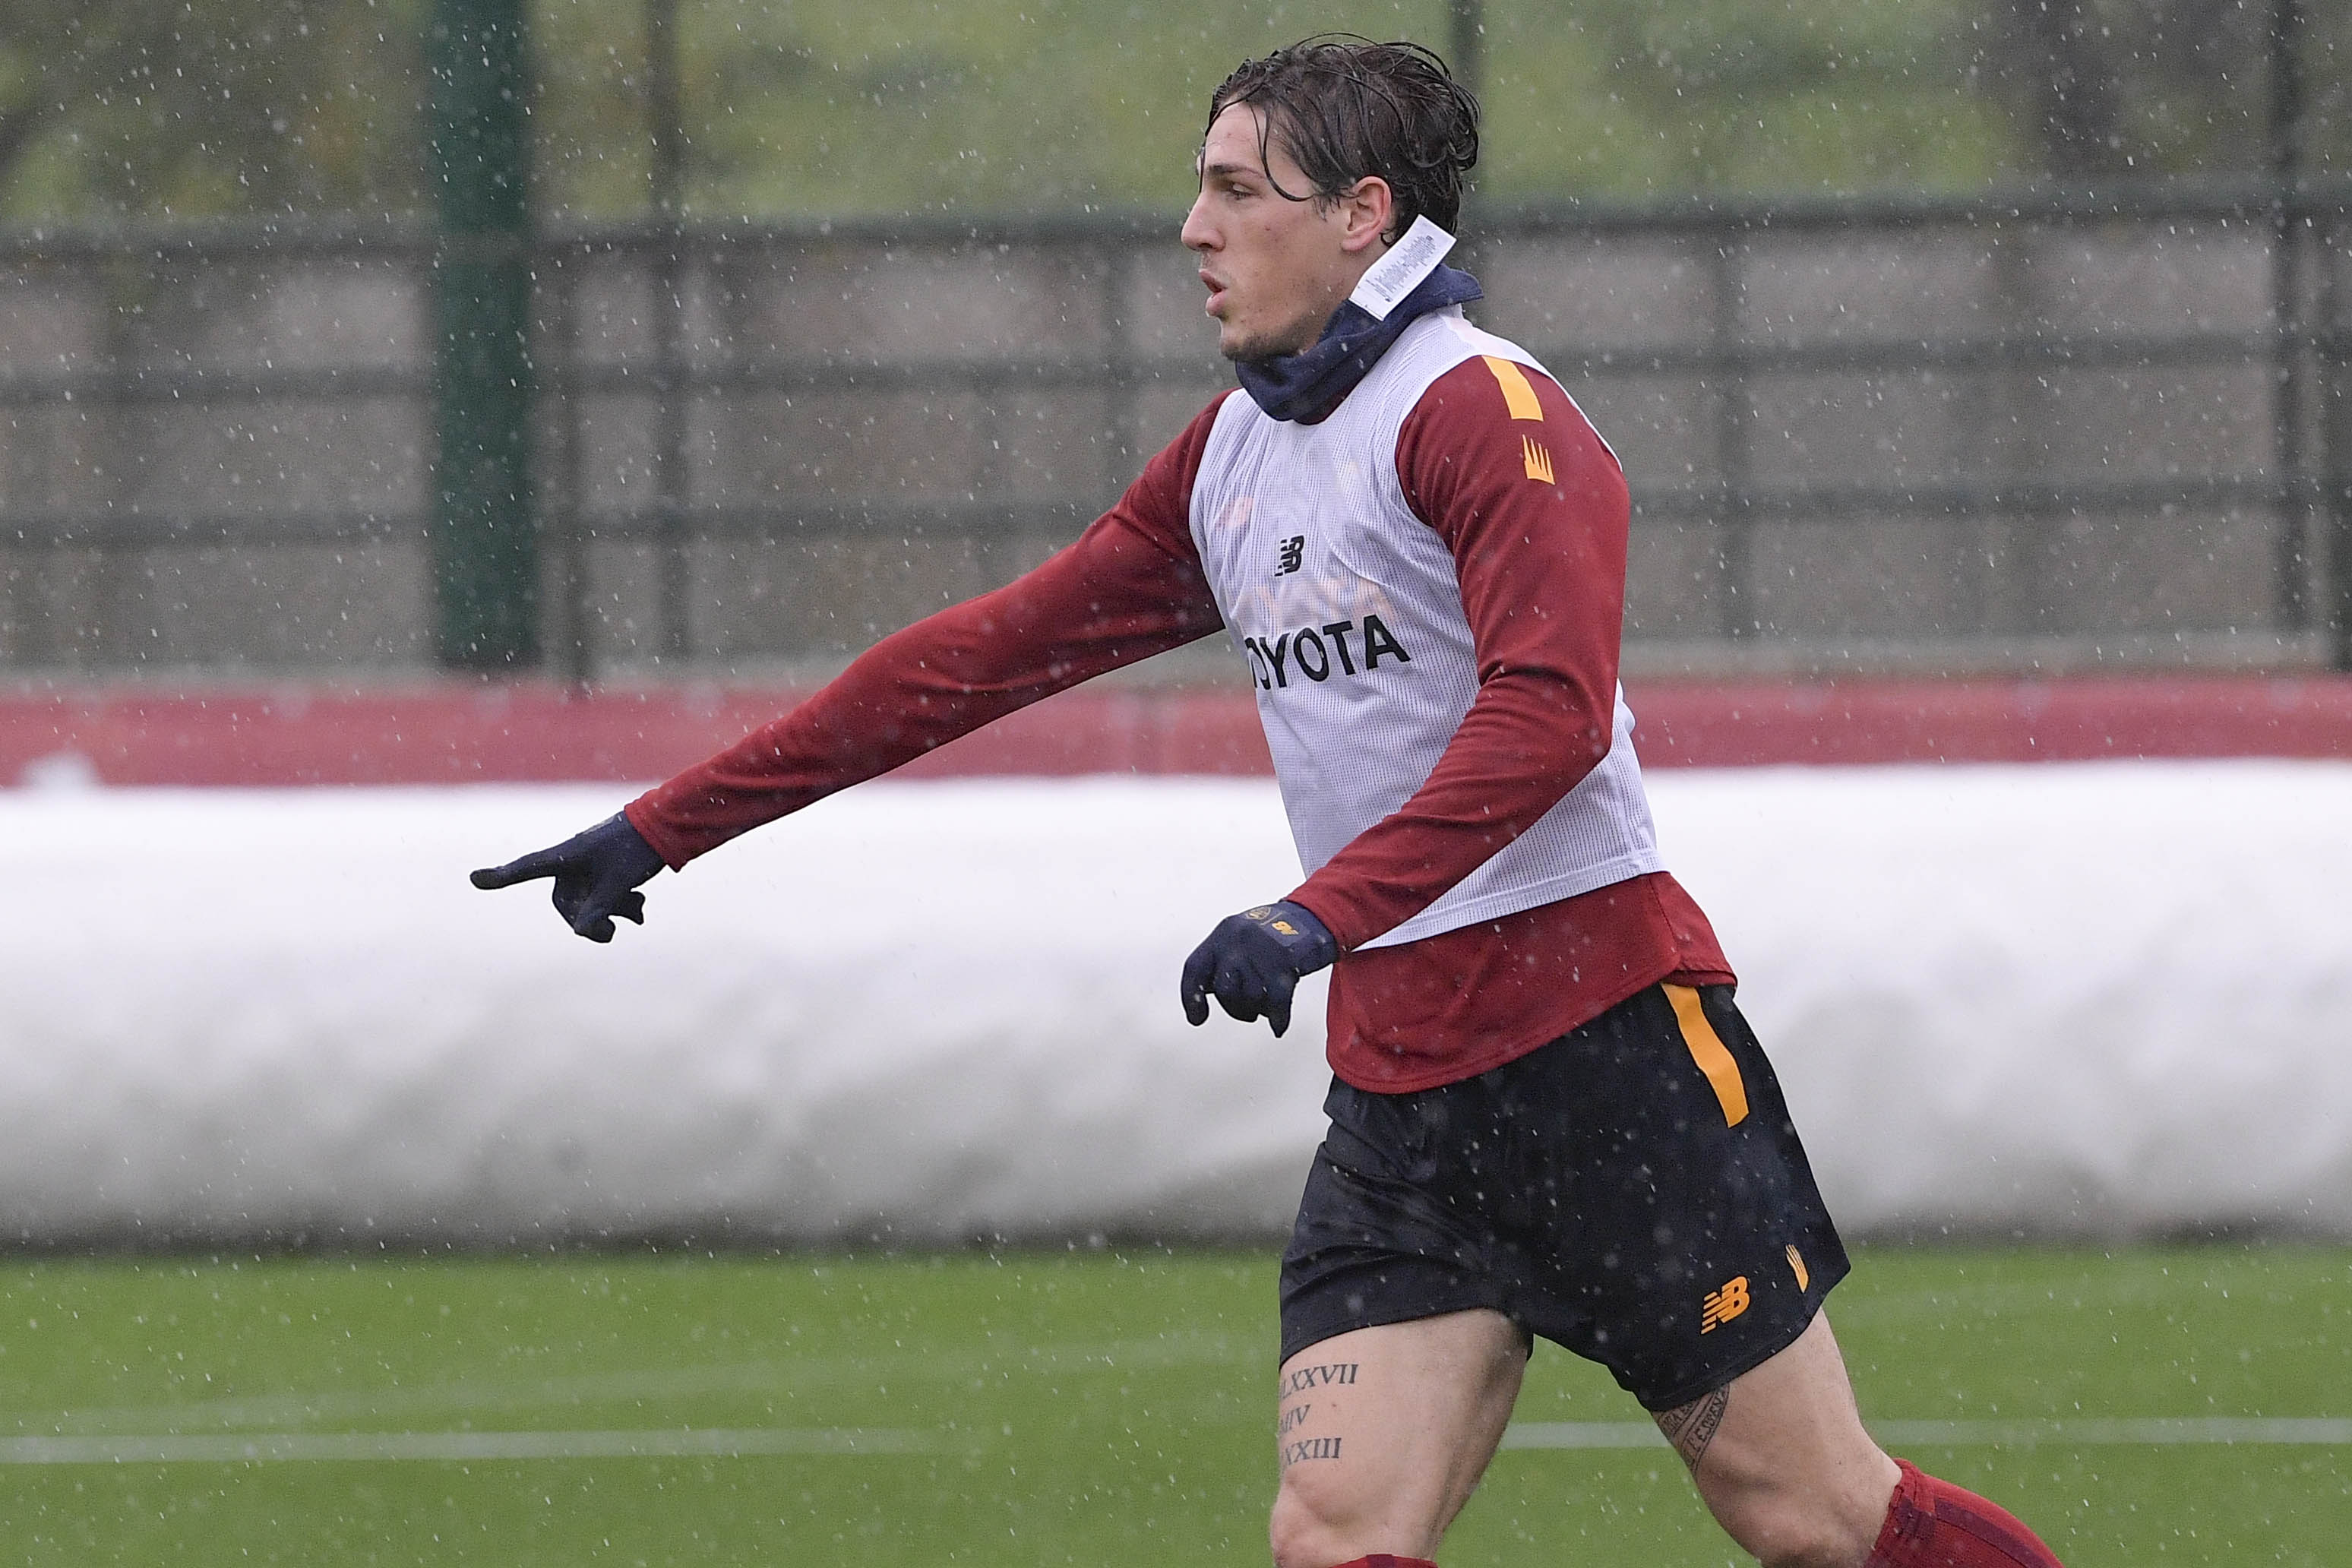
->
xmin=1348 ymin=215 xmax=1457 ymax=321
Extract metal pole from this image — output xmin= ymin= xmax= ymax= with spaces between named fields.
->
xmin=1104 ymin=242 xmax=1137 ymax=495
xmin=2269 ymin=0 xmax=2309 ymax=637
xmin=1446 ymin=0 xmax=1484 ymax=109
xmin=552 ymin=255 xmax=594 ymax=686
xmin=1443 ymin=0 xmax=1488 ymax=283
xmin=2325 ymin=220 xmax=2352 ymax=672
xmin=2267 ymin=0 xmax=2352 ymax=673
xmin=647 ymin=0 xmax=692 ymax=665
xmin=428 ymin=0 xmax=539 ymax=669
xmin=2266 ymin=0 xmax=2352 ymax=672
xmin=1710 ymin=230 xmax=1755 ymax=639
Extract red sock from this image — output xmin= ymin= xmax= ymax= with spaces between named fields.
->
xmin=1868 ymin=1459 xmax=2065 ymax=1566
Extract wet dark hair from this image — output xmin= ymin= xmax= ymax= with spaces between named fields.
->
xmin=1205 ymin=36 xmax=1480 ymax=240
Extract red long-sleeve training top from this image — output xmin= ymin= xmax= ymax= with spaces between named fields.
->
xmin=628 ymin=360 xmax=1732 ymax=1092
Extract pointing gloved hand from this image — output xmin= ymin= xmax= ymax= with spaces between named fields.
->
xmin=1180 ymin=900 xmax=1339 ymax=1037
xmin=469 ymin=811 xmax=668 ymax=941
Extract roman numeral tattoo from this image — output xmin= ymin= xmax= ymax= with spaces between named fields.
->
xmin=1278 ymin=1361 xmax=1358 ymax=1398
xmin=1280 ymin=1436 xmax=1342 ymax=1468
xmin=1275 ymin=1362 xmax=1357 ymax=1470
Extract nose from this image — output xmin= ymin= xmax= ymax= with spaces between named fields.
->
xmin=1180 ymin=189 xmax=1216 ymax=253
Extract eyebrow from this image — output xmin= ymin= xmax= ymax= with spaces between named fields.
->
xmin=1199 ymin=160 xmax=1263 ymax=183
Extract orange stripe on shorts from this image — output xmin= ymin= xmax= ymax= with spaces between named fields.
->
xmin=1666 ymin=983 xmax=1749 ymax=1127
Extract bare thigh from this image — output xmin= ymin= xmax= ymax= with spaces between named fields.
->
xmin=1655 ymin=1310 xmax=1902 ymax=1568
xmin=1266 ymin=1309 xmax=1528 ymax=1568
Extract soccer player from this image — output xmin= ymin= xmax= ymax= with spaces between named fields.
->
xmin=474 ymin=38 xmax=2069 ymax=1568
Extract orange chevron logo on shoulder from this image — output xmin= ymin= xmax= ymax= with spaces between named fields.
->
xmin=1521 ymin=435 xmax=1554 ymax=484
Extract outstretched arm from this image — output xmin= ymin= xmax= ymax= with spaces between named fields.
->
xmin=473 ymin=396 xmax=1230 ymax=936
xmin=626 ymin=498 xmax=1222 ymax=866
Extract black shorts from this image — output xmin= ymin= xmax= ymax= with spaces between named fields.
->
xmin=1279 ymin=982 xmax=1848 ymax=1412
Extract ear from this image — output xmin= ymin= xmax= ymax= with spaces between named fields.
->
xmin=1335 ymin=176 xmax=1396 ymax=257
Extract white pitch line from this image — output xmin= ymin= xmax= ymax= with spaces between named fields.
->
xmin=18 ymin=1330 xmax=1245 ymax=1440
xmin=1499 ymin=1421 xmax=1666 ymax=1449
xmin=1500 ymin=1418 xmax=2352 ymax=1451
xmin=0 ymin=1427 xmax=933 ymax=1465
xmin=13 ymin=1416 xmax=2346 ymax=1465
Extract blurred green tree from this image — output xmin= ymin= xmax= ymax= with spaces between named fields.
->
xmin=0 ymin=0 xmax=431 ymax=220
xmin=1483 ymin=0 xmax=2012 ymax=195
xmin=1987 ymin=0 xmax=2279 ymax=179
xmin=1 ymin=0 xmax=2341 ymax=223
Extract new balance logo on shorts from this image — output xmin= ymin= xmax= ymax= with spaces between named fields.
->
xmin=1700 ymin=1276 xmax=1750 ymax=1333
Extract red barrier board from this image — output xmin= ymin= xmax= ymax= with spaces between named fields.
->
xmin=3 ymin=677 xmax=2350 ymax=787
xmin=0 ymin=684 xmax=1272 ymax=787
xmin=1626 ymin=677 xmax=2352 ymax=768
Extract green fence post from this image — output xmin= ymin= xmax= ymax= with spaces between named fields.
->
xmin=428 ymin=0 xmax=538 ymax=670
xmin=1447 ymin=0 xmax=1483 ymax=109
xmin=2330 ymin=229 xmax=2352 ymax=673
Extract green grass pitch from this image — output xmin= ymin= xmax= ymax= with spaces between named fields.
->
xmin=0 ymin=1243 xmax=2343 ymax=1565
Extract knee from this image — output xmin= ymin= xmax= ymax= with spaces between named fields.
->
xmin=1719 ymin=1501 xmax=1863 ymax=1568
xmin=1266 ymin=1469 xmax=1360 ymax=1568
xmin=1704 ymin=1470 xmax=1892 ymax=1568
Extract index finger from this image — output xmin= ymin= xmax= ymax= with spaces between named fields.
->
xmin=1179 ymin=943 xmax=1217 ymax=1026
xmin=469 ymin=849 xmax=562 ymax=890
xmin=1263 ymin=973 xmax=1296 ymax=1038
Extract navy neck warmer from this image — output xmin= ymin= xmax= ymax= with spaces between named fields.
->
xmin=1232 ymin=263 xmax=1484 ymax=425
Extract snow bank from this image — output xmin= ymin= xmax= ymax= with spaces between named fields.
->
xmin=4 ymin=763 xmax=2349 ymax=1246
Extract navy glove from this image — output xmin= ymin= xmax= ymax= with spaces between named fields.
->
xmin=1180 ymin=900 xmax=1338 ymax=1038
xmin=469 ymin=812 xmax=668 ymax=942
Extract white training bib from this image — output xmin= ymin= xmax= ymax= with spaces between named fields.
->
xmin=1189 ymin=310 xmax=1663 ymax=950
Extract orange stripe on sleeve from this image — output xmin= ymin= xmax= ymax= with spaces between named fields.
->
xmin=1479 ymin=355 xmax=1544 ymax=421
xmin=1666 ymin=984 xmax=1749 ymax=1127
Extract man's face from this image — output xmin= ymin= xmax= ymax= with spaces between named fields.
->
xmin=1181 ymin=104 xmax=1383 ymax=362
